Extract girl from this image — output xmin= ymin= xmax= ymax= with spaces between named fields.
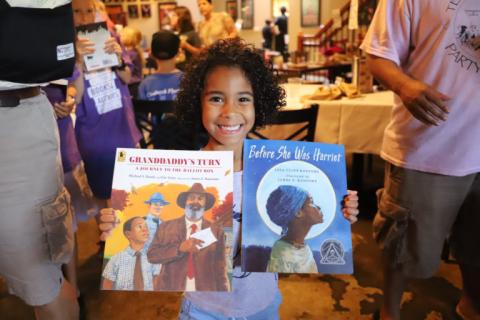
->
xmin=72 ymin=0 xmax=141 ymax=208
xmin=119 ymin=26 xmax=144 ymax=98
xmin=100 ymin=38 xmax=359 ymax=319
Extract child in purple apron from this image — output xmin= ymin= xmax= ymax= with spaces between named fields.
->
xmin=72 ymin=0 xmax=142 ymax=206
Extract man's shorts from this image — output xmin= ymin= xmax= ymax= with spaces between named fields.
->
xmin=374 ymin=162 xmax=480 ymax=278
xmin=0 ymin=93 xmax=72 ymax=306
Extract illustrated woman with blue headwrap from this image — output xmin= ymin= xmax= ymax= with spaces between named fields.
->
xmin=266 ymin=185 xmax=323 ymax=273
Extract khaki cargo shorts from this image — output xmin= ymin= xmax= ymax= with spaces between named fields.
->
xmin=0 ymin=94 xmax=74 ymax=306
xmin=373 ymin=162 xmax=480 ymax=278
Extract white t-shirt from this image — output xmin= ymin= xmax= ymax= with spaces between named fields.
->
xmin=361 ymin=0 xmax=480 ymax=176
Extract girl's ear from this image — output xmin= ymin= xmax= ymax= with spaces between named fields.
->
xmin=295 ymin=209 xmax=304 ymax=218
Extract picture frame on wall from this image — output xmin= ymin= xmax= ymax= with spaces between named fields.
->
xmin=141 ymin=4 xmax=151 ymax=18
xmin=158 ymin=2 xmax=176 ymax=30
xmin=240 ymin=0 xmax=253 ymax=30
xmin=128 ymin=4 xmax=139 ymax=19
xmin=301 ymin=0 xmax=320 ymax=27
xmin=226 ymin=0 xmax=238 ymax=22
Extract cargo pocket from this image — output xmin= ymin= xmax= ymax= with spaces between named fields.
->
xmin=41 ymin=187 xmax=74 ymax=264
xmin=373 ymin=188 xmax=410 ymax=264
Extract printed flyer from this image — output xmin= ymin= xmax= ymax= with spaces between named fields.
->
xmin=101 ymin=148 xmax=234 ymax=292
xmin=242 ymin=140 xmax=353 ymax=274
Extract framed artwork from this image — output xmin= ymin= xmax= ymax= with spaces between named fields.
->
xmin=157 ymin=2 xmax=176 ymax=30
xmin=128 ymin=4 xmax=139 ymax=19
xmin=141 ymin=4 xmax=151 ymax=17
xmin=226 ymin=0 xmax=238 ymax=22
xmin=301 ymin=0 xmax=320 ymax=27
xmin=240 ymin=0 xmax=253 ymax=30
xmin=106 ymin=4 xmax=127 ymax=26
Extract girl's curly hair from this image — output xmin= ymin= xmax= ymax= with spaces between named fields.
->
xmin=176 ymin=38 xmax=286 ymax=136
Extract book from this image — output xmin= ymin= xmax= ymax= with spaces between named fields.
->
xmin=101 ymin=148 xmax=234 ymax=292
xmin=241 ymin=140 xmax=353 ymax=274
xmin=76 ymin=21 xmax=119 ymax=72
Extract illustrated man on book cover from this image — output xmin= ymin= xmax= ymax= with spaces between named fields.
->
xmin=147 ymin=183 xmax=228 ymax=291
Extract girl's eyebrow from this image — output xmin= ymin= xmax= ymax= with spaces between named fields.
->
xmin=204 ymin=90 xmax=253 ymax=96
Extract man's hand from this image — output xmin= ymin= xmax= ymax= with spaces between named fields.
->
xmin=53 ymin=95 xmax=75 ymax=118
xmin=179 ymin=238 xmax=204 ymax=253
xmin=99 ymin=208 xmax=120 ymax=241
xmin=397 ymin=79 xmax=450 ymax=126
xmin=342 ymin=190 xmax=359 ymax=224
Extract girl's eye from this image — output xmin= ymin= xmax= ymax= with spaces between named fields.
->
xmin=208 ymin=96 xmax=223 ymax=104
xmin=239 ymin=96 xmax=252 ymax=103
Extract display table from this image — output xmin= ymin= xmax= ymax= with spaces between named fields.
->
xmin=280 ymin=83 xmax=395 ymax=155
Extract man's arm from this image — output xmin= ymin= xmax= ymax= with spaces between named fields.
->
xmin=223 ymin=13 xmax=238 ymax=39
xmin=366 ymin=54 xmax=450 ymax=126
xmin=147 ymin=222 xmax=187 ymax=264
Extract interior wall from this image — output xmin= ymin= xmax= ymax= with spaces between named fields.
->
xmin=116 ymin=0 xmax=349 ymax=52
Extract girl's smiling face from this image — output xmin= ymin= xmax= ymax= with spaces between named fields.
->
xmin=202 ymin=66 xmax=255 ymax=152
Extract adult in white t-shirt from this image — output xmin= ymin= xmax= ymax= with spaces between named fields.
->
xmin=196 ymin=0 xmax=237 ymax=47
xmin=361 ymin=0 xmax=480 ymax=319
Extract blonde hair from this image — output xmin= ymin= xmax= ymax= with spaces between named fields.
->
xmin=120 ymin=27 xmax=145 ymax=65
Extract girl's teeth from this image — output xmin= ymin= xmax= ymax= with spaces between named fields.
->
xmin=219 ymin=125 xmax=241 ymax=131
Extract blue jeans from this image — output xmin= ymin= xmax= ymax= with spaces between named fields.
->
xmin=178 ymin=292 xmax=282 ymax=320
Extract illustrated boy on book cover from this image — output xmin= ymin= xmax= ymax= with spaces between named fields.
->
xmin=102 ymin=148 xmax=233 ymax=292
xmin=242 ymin=140 xmax=353 ymax=274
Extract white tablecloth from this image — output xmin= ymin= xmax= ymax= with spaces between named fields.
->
xmin=274 ymin=84 xmax=395 ymax=154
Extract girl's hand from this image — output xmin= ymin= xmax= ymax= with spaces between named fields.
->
xmin=53 ymin=95 xmax=75 ymax=118
xmin=99 ymin=208 xmax=120 ymax=241
xmin=76 ymin=37 xmax=95 ymax=60
xmin=342 ymin=190 xmax=359 ymax=224
xmin=104 ymin=37 xmax=122 ymax=57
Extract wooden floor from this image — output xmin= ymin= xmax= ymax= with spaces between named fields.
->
xmin=0 ymin=156 xmax=463 ymax=319
xmin=0 ymin=217 xmax=462 ymax=320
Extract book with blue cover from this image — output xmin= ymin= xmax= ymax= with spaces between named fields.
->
xmin=242 ymin=139 xmax=353 ymax=274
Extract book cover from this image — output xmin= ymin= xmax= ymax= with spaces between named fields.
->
xmin=76 ymin=21 xmax=119 ymax=72
xmin=242 ymin=140 xmax=353 ymax=274
xmin=101 ymin=148 xmax=234 ymax=292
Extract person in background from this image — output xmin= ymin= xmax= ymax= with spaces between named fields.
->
xmin=170 ymin=5 xmax=202 ymax=70
xmin=0 ymin=1 xmax=79 ymax=319
xmin=94 ymin=0 xmax=115 ymax=33
xmin=137 ymin=30 xmax=182 ymax=101
xmin=361 ymin=0 xmax=480 ymax=319
xmin=99 ymin=38 xmax=360 ymax=319
xmin=262 ymin=19 xmax=273 ymax=50
xmin=120 ymin=26 xmax=144 ymax=98
xmin=43 ymin=81 xmax=97 ymax=314
xmin=196 ymin=0 xmax=237 ymax=48
xmin=72 ymin=0 xmax=141 ymax=209
xmin=274 ymin=6 xmax=288 ymax=59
